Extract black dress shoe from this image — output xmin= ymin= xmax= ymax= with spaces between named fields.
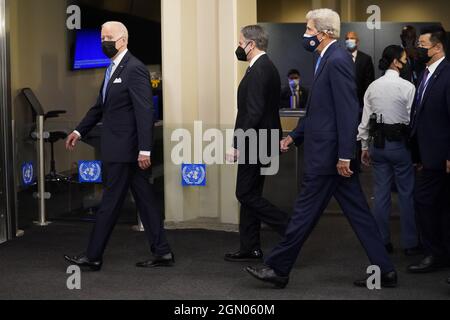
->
xmin=64 ymin=254 xmax=102 ymax=271
xmin=354 ymin=271 xmax=398 ymax=288
xmin=136 ymin=253 xmax=175 ymax=268
xmin=447 ymin=277 xmax=450 ymax=285
xmin=404 ymin=246 xmax=423 ymax=257
xmin=224 ymin=250 xmax=263 ymax=262
xmin=245 ymin=266 xmax=289 ymax=289
xmin=407 ymin=255 xmax=448 ymax=274
xmin=385 ymin=243 xmax=394 ymax=254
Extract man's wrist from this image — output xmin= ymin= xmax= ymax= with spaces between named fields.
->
xmin=73 ymin=130 xmax=81 ymax=138
xmin=139 ymin=151 xmax=151 ymax=157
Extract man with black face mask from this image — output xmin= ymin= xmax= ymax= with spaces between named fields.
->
xmin=64 ymin=22 xmax=174 ymax=271
xmin=225 ymin=25 xmax=288 ymax=263
xmin=408 ymin=26 xmax=450 ymax=281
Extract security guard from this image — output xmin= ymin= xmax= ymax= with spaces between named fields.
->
xmin=358 ymin=45 xmax=421 ymax=256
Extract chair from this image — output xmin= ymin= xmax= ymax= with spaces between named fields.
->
xmin=21 ymin=88 xmax=69 ymax=183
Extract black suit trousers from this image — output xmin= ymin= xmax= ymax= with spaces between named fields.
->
xmin=415 ymin=169 xmax=450 ymax=259
xmin=86 ymin=162 xmax=171 ymax=260
xmin=236 ymin=163 xmax=288 ymax=253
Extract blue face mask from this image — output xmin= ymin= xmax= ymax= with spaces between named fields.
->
xmin=345 ymin=39 xmax=357 ymax=51
xmin=302 ymin=33 xmax=321 ymax=52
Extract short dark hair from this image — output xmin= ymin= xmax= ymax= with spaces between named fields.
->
xmin=420 ymin=25 xmax=447 ymax=52
xmin=287 ymin=69 xmax=300 ymax=77
xmin=379 ymin=45 xmax=404 ymax=71
xmin=241 ymin=25 xmax=269 ymax=51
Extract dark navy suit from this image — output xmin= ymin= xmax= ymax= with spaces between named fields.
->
xmin=265 ymin=42 xmax=394 ymax=276
xmin=75 ymin=51 xmax=171 ymax=260
xmin=410 ymin=58 xmax=450 ymax=260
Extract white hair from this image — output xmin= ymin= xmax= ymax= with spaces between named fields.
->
xmin=306 ymin=8 xmax=341 ymax=39
xmin=102 ymin=21 xmax=129 ymax=41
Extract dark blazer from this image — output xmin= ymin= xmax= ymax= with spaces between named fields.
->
xmin=234 ymin=54 xmax=282 ymax=155
xmin=280 ymin=85 xmax=309 ymax=109
xmin=354 ymin=50 xmax=375 ymax=109
xmin=290 ymin=42 xmax=360 ymax=175
xmin=76 ymin=51 xmax=154 ymax=163
xmin=410 ymin=59 xmax=450 ymax=171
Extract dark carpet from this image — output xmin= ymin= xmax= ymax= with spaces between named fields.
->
xmin=0 ymin=216 xmax=449 ymax=300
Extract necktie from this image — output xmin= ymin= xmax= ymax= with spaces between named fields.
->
xmin=411 ymin=68 xmax=430 ymax=129
xmin=416 ymin=68 xmax=430 ymax=105
xmin=102 ymin=62 xmax=114 ymax=103
xmin=315 ymin=56 xmax=322 ymax=75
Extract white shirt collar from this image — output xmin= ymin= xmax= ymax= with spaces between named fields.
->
xmin=112 ymin=48 xmax=128 ymax=66
xmin=249 ymin=52 xmax=266 ymax=68
xmin=385 ymin=69 xmax=400 ymax=77
xmin=427 ymin=56 xmax=446 ymax=75
xmin=320 ymin=40 xmax=337 ymax=58
xmin=352 ymin=50 xmax=358 ymax=59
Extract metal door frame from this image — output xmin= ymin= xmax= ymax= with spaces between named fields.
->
xmin=0 ymin=0 xmax=16 ymax=243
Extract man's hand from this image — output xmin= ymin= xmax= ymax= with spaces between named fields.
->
xmin=361 ymin=150 xmax=371 ymax=167
xmin=66 ymin=132 xmax=81 ymax=151
xmin=447 ymin=160 xmax=450 ymax=174
xmin=280 ymin=136 xmax=294 ymax=153
xmin=226 ymin=148 xmax=239 ymax=163
xmin=138 ymin=155 xmax=152 ymax=170
xmin=337 ymin=160 xmax=354 ymax=178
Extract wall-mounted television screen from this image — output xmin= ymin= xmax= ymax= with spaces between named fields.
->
xmin=69 ymin=5 xmax=162 ymax=70
xmin=73 ymin=29 xmax=110 ymax=70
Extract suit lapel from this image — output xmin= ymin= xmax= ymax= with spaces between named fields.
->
xmin=104 ymin=51 xmax=131 ymax=104
xmin=416 ymin=60 xmax=448 ymax=117
xmin=309 ymin=43 xmax=338 ymax=95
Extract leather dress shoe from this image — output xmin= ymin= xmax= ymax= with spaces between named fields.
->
xmin=404 ymin=246 xmax=423 ymax=257
xmin=407 ymin=255 xmax=449 ymax=273
xmin=385 ymin=243 xmax=394 ymax=254
xmin=354 ymin=271 xmax=398 ymax=288
xmin=447 ymin=277 xmax=450 ymax=285
xmin=136 ymin=253 xmax=175 ymax=268
xmin=245 ymin=265 xmax=289 ymax=289
xmin=224 ymin=249 xmax=263 ymax=262
xmin=64 ymin=254 xmax=102 ymax=271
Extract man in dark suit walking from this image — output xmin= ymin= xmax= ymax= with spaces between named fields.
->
xmin=225 ymin=25 xmax=288 ymax=263
xmin=64 ymin=22 xmax=173 ymax=271
xmin=407 ymin=26 xmax=450 ymax=279
xmin=246 ymin=9 xmax=396 ymax=289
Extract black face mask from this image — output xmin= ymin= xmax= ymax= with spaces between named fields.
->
xmin=235 ymin=42 xmax=250 ymax=62
xmin=416 ymin=47 xmax=433 ymax=64
xmin=102 ymin=40 xmax=119 ymax=59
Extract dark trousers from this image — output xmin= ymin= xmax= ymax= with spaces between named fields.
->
xmin=236 ymin=163 xmax=289 ymax=253
xmin=87 ymin=162 xmax=171 ymax=260
xmin=415 ymin=169 xmax=450 ymax=259
xmin=265 ymin=172 xmax=395 ymax=277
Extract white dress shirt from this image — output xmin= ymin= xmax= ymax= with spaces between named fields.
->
xmin=351 ymin=50 xmax=358 ymax=62
xmin=249 ymin=52 xmax=266 ymax=68
xmin=358 ymin=69 xmax=416 ymax=150
xmin=74 ymin=48 xmax=151 ymax=157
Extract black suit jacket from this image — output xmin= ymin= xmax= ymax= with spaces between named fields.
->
xmin=280 ymin=85 xmax=309 ymax=109
xmin=354 ymin=50 xmax=375 ymax=109
xmin=76 ymin=51 xmax=154 ymax=163
xmin=411 ymin=59 xmax=450 ymax=171
xmin=234 ymin=54 xmax=282 ymax=156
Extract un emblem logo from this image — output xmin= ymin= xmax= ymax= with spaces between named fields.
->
xmin=182 ymin=164 xmax=206 ymax=187
xmin=22 ymin=162 xmax=34 ymax=186
xmin=79 ymin=161 xmax=102 ymax=183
